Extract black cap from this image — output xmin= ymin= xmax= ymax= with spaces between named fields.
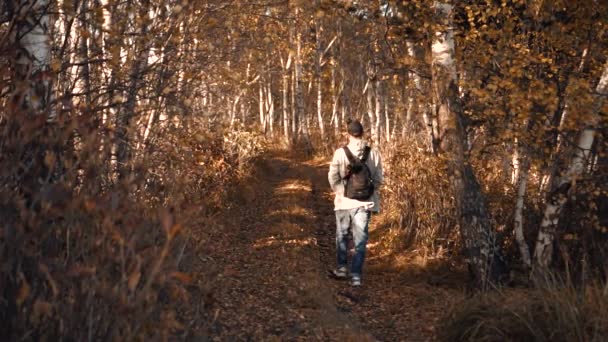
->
xmin=347 ymin=119 xmax=364 ymax=137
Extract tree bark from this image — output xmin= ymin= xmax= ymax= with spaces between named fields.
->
xmin=115 ymin=0 xmax=151 ymax=180
xmin=315 ymin=16 xmax=325 ymax=136
xmin=433 ymin=1 xmax=503 ymax=289
xmin=534 ymin=62 xmax=608 ymax=268
xmin=281 ymin=53 xmax=291 ymax=142
xmin=374 ymin=79 xmax=382 ymax=143
xmin=12 ymin=0 xmax=53 ymax=119
xmin=513 ymin=145 xmax=532 ymax=268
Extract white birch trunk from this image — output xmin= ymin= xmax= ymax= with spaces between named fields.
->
xmin=315 ymin=18 xmax=325 ymax=136
xmin=384 ymin=91 xmax=390 ymax=143
xmin=330 ymin=59 xmax=342 ymax=136
xmin=13 ymin=0 xmax=53 ymax=119
xmin=513 ymin=150 xmax=532 ymax=268
xmin=534 ymin=62 xmax=608 ymax=268
xmin=511 ymin=138 xmax=520 ymax=185
xmin=374 ymin=79 xmax=382 ymax=143
xmin=291 ymin=67 xmax=297 ymax=136
xmin=230 ymin=93 xmax=242 ymax=129
xmin=267 ymin=83 xmax=274 ymax=136
xmin=259 ymin=82 xmax=266 ymax=132
xmin=282 ymin=64 xmax=290 ymax=141
xmin=366 ymin=80 xmax=375 ymax=138
xmin=405 ymin=41 xmax=420 ymax=129
xmin=433 ymin=1 xmax=502 ymax=288
xmin=294 ymin=8 xmax=306 ymax=139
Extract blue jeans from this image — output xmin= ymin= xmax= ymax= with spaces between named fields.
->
xmin=335 ymin=208 xmax=371 ymax=278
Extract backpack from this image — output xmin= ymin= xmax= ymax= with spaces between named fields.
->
xmin=343 ymin=146 xmax=375 ymax=200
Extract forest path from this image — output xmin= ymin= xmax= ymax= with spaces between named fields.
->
xmin=186 ymin=150 xmax=463 ymax=341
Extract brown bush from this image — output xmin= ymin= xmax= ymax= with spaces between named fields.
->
xmin=0 ymin=117 xmax=264 ymax=340
xmin=380 ymin=134 xmax=458 ymax=253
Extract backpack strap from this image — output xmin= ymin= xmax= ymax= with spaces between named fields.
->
xmin=343 ymin=146 xmax=372 ymax=163
xmin=342 ymin=146 xmax=358 ymax=164
xmin=361 ymin=146 xmax=371 ymax=163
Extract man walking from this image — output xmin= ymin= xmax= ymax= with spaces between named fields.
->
xmin=328 ymin=119 xmax=383 ymax=287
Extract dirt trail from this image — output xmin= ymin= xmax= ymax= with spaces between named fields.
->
xmin=184 ymin=151 xmax=464 ymax=341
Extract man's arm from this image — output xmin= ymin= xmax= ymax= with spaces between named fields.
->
xmin=328 ymin=149 xmax=344 ymax=194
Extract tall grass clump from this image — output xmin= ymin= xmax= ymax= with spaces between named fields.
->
xmin=380 ymin=134 xmax=458 ymax=252
xmin=439 ymin=274 xmax=608 ymax=342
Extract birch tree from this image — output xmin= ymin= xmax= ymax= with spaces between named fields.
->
xmin=11 ymin=0 xmax=53 ymax=120
xmin=534 ymin=62 xmax=608 ymax=269
xmin=432 ymin=1 xmax=503 ymax=288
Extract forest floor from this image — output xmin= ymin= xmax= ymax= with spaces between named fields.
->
xmin=181 ymin=150 xmax=467 ymax=341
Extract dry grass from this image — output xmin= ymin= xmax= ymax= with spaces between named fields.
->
xmin=378 ymin=135 xmax=458 ymax=254
xmin=439 ymin=275 xmax=608 ymax=342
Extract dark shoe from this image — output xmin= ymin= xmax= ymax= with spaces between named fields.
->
xmin=351 ymin=275 xmax=361 ymax=287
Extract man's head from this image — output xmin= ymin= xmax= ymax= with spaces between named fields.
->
xmin=347 ymin=119 xmax=364 ymax=138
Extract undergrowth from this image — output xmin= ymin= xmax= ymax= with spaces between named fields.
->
xmin=379 ymin=135 xmax=458 ymax=254
xmin=439 ymin=275 xmax=608 ymax=342
xmin=0 ymin=118 xmax=265 ymax=340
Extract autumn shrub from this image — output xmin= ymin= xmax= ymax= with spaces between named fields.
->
xmin=141 ymin=122 xmax=264 ymax=212
xmin=380 ymin=134 xmax=458 ymax=253
xmin=0 ymin=118 xmax=263 ymax=340
xmin=439 ymin=275 xmax=608 ymax=342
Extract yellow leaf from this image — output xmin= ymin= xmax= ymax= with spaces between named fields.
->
xmin=51 ymin=59 xmax=61 ymax=72
xmin=16 ymin=275 xmax=30 ymax=307
xmin=32 ymin=300 xmax=52 ymax=324
xmin=170 ymin=272 xmax=193 ymax=285
xmin=128 ymin=270 xmax=141 ymax=291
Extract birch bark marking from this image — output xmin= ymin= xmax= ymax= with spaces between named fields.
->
xmin=77 ymin=0 xmax=92 ymax=107
xmin=259 ymin=81 xmax=266 ymax=132
xmin=330 ymin=56 xmax=340 ymax=136
xmin=405 ymin=41 xmax=419 ymax=128
xmin=374 ymin=79 xmax=382 ymax=143
xmin=366 ymin=78 xmax=375 ymax=135
xmin=267 ymin=82 xmax=274 ymax=136
xmin=12 ymin=0 xmax=53 ymax=119
xmin=281 ymin=53 xmax=292 ymax=141
xmin=513 ymin=144 xmax=532 ymax=268
xmin=534 ymin=62 xmax=608 ymax=268
xmin=432 ymin=1 xmax=502 ymax=288
xmin=384 ymin=84 xmax=390 ymax=142
xmin=315 ymin=15 xmax=325 ymax=136
xmin=332 ymin=23 xmax=342 ymax=136
xmin=294 ymin=7 xmax=305 ymax=139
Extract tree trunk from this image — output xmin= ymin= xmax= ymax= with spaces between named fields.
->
xmin=384 ymin=87 xmax=390 ymax=143
xmin=315 ymin=17 xmax=325 ymax=136
xmin=433 ymin=1 xmax=503 ymax=289
xmin=293 ymin=7 xmax=309 ymax=145
xmin=259 ymin=81 xmax=266 ymax=132
xmin=267 ymin=82 xmax=274 ymax=136
xmin=12 ymin=0 xmax=53 ymax=119
xmin=282 ymin=59 xmax=290 ymax=141
xmin=374 ymin=79 xmax=382 ymax=143
xmin=366 ymin=79 xmax=375 ymax=137
xmin=115 ymin=0 xmax=151 ymax=180
xmin=513 ymin=146 xmax=532 ymax=268
xmin=331 ymin=58 xmax=341 ymax=136
xmin=534 ymin=62 xmax=608 ymax=268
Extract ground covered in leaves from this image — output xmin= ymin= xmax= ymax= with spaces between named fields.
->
xmin=181 ymin=150 xmax=466 ymax=341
